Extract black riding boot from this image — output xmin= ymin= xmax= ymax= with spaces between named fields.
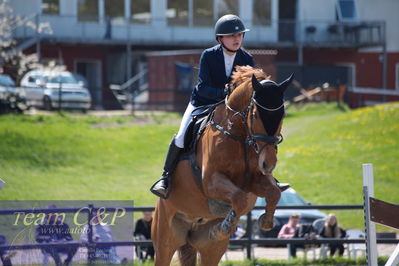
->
xmin=275 ymin=178 xmax=290 ymax=192
xmin=150 ymin=138 xmax=182 ymax=199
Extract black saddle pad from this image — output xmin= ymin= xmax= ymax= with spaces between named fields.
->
xmin=183 ymin=104 xmax=217 ymax=153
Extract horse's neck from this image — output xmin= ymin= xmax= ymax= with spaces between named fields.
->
xmin=227 ymin=83 xmax=252 ymax=111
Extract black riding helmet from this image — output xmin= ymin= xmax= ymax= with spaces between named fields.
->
xmin=215 ymin=14 xmax=249 ymax=52
xmin=215 ymin=14 xmax=250 ymax=38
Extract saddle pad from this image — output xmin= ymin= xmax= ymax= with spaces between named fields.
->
xmin=183 ymin=104 xmax=217 ymax=153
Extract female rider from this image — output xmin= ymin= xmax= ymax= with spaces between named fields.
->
xmin=150 ymin=14 xmax=289 ymax=199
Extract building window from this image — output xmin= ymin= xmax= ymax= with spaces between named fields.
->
xmin=42 ymin=0 xmax=60 ymax=14
xmin=105 ymin=0 xmax=125 ymax=23
xmin=336 ymin=0 xmax=357 ymax=21
xmin=78 ymin=0 xmax=99 ymax=22
xmin=167 ymin=0 xmax=189 ymax=26
xmin=253 ymin=0 xmax=271 ymax=26
xmin=217 ymin=0 xmax=238 ymax=18
xmin=131 ymin=0 xmax=151 ymax=24
xmin=193 ymin=0 xmax=213 ymax=26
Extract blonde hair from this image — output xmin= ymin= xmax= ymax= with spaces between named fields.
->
xmin=324 ymin=213 xmax=340 ymax=237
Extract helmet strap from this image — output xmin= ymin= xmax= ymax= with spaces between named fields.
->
xmin=218 ymin=37 xmax=239 ymax=53
xmin=217 ymin=33 xmax=245 ymax=53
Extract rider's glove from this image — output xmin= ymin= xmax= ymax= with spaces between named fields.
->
xmin=223 ymin=83 xmax=231 ymax=98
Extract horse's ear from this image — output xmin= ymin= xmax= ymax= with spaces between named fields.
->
xmin=251 ymin=74 xmax=262 ymax=92
xmin=279 ymin=73 xmax=294 ymax=92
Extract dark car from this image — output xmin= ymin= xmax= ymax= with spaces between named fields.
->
xmin=240 ymin=188 xmax=327 ymax=239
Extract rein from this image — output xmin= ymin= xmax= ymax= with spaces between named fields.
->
xmin=210 ymin=92 xmax=283 ymax=189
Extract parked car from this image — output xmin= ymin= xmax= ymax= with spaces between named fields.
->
xmin=0 ymin=74 xmax=27 ymax=112
xmin=240 ymin=188 xmax=327 ymax=239
xmin=0 ymin=74 xmax=16 ymax=103
xmin=20 ymin=70 xmax=91 ymax=111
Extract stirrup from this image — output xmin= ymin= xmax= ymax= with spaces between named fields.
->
xmin=150 ymin=178 xmax=170 ymax=199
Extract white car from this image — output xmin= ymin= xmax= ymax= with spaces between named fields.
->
xmin=20 ymin=70 xmax=91 ymax=111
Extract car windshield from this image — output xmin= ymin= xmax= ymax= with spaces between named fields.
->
xmin=0 ymin=75 xmax=15 ymax=86
xmin=44 ymin=75 xmax=79 ymax=84
xmin=256 ymin=191 xmax=307 ymax=207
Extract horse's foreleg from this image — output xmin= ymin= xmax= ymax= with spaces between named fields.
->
xmin=205 ymin=172 xmax=248 ymax=239
xmin=207 ymin=172 xmax=248 ymax=214
xmin=251 ymin=174 xmax=281 ymax=231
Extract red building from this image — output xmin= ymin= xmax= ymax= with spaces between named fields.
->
xmin=9 ymin=0 xmax=399 ymax=110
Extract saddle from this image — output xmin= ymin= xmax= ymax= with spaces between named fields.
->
xmin=183 ymin=103 xmax=217 ymax=153
xmin=177 ymin=104 xmax=215 ymax=193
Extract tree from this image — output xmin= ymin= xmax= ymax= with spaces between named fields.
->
xmin=0 ymin=0 xmax=51 ymax=82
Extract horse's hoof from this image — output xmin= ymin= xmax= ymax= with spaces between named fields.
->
xmin=258 ymin=213 xmax=275 ymax=231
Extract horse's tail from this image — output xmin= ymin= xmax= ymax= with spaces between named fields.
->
xmin=178 ymin=243 xmax=197 ymax=266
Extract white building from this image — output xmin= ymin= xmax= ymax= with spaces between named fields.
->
xmin=8 ymin=0 xmax=399 ymax=108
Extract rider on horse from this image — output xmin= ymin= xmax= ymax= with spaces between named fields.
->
xmin=150 ymin=14 xmax=290 ymax=199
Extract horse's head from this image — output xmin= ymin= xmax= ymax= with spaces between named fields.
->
xmin=226 ymin=66 xmax=292 ymax=176
xmin=251 ymin=73 xmax=293 ymax=175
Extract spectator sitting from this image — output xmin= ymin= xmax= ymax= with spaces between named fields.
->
xmin=80 ymin=211 xmax=124 ymax=264
xmin=133 ymin=211 xmax=154 ymax=261
xmin=278 ymin=213 xmax=300 ymax=258
xmin=35 ymin=205 xmax=77 ymax=266
xmin=0 ymin=235 xmax=16 ymax=266
xmin=320 ymin=213 xmax=346 ymax=256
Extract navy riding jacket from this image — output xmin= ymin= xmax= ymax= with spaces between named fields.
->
xmin=190 ymin=44 xmax=254 ymax=107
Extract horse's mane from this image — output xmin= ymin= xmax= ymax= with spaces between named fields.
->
xmin=227 ymin=66 xmax=270 ymax=109
xmin=230 ymin=65 xmax=270 ymax=90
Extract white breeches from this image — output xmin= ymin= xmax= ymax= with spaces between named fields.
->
xmin=175 ymin=102 xmax=196 ymax=148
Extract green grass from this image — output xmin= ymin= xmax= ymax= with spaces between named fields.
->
xmin=276 ymin=102 xmax=399 ymax=230
xmin=221 ymin=256 xmax=389 ymax=266
xmin=0 ymin=112 xmax=180 ymax=206
xmin=0 ymin=103 xmax=398 ymax=231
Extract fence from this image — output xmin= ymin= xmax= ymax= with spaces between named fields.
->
xmin=0 ymin=204 xmax=397 ymax=263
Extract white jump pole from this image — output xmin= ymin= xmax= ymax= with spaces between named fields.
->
xmin=386 ymin=243 xmax=399 ymax=266
xmin=363 ymin=163 xmax=378 ymax=266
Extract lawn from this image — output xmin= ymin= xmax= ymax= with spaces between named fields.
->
xmin=0 ymin=102 xmax=398 ymax=230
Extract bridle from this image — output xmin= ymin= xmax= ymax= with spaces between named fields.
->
xmin=210 ymin=91 xmax=284 ymax=154
xmin=209 ymin=90 xmax=284 ymax=188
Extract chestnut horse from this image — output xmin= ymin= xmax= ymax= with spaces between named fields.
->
xmin=152 ymin=66 xmax=292 ymax=266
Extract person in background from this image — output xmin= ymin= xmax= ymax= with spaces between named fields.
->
xmin=35 ymin=205 xmax=77 ymax=266
xmin=0 ymin=235 xmax=16 ymax=266
xmin=278 ymin=213 xmax=301 ymax=258
xmin=134 ymin=211 xmax=154 ymax=261
xmin=80 ymin=211 xmax=125 ymax=264
xmin=320 ymin=213 xmax=346 ymax=256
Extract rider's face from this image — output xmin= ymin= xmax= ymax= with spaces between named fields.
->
xmin=220 ymin=33 xmax=243 ymax=52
